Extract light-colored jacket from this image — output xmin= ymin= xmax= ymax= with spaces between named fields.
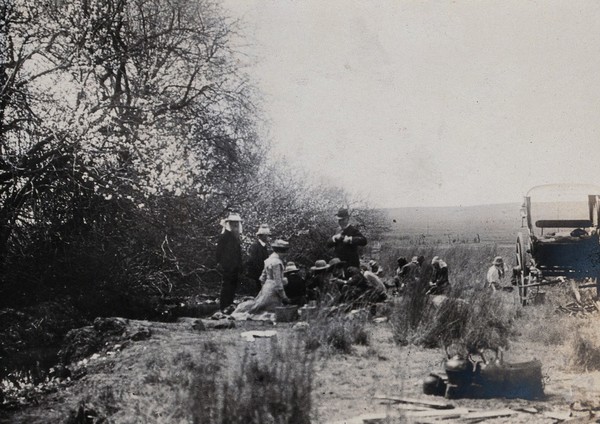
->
xmin=486 ymin=265 xmax=506 ymax=290
xmin=248 ymin=253 xmax=289 ymax=313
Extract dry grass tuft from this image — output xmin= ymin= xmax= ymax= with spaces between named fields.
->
xmin=303 ymin=313 xmax=370 ymax=355
xmin=190 ymin=338 xmax=314 ymax=424
xmin=571 ymin=328 xmax=600 ymax=372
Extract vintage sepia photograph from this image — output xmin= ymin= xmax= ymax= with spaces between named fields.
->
xmin=2 ymin=0 xmax=600 ymax=422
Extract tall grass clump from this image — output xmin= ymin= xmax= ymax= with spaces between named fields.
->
xmin=190 ymin=338 xmax=314 ymax=424
xmin=389 ymin=244 xmax=520 ymax=354
xmin=303 ymin=311 xmax=370 ymax=355
xmin=570 ymin=327 xmax=600 ymax=372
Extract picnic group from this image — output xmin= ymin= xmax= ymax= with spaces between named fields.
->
xmin=215 ymin=208 xmax=513 ymax=320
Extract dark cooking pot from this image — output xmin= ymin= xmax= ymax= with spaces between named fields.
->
xmin=423 ymin=373 xmax=446 ymax=396
xmin=444 ymin=356 xmax=474 ymax=386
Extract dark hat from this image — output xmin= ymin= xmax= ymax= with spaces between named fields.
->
xmin=335 ymin=208 xmax=350 ymax=218
xmin=328 ymin=258 xmax=346 ymax=268
xmin=311 ymin=259 xmax=330 ymax=272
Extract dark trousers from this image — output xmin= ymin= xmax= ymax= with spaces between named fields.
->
xmin=220 ymin=271 xmax=240 ymax=310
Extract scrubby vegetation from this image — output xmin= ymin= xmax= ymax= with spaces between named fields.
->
xmin=303 ymin=313 xmax=370 ymax=355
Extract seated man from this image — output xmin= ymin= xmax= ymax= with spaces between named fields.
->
xmin=486 ymin=256 xmax=508 ymax=291
xmin=306 ymin=260 xmax=330 ymax=303
xmin=363 ymin=262 xmax=387 ymax=302
xmin=427 ymin=256 xmax=450 ymax=295
xmin=283 ymin=262 xmax=307 ymax=306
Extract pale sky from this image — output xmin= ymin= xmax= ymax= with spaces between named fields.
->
xmin=222 ymin=0 xmax=600 ymax=207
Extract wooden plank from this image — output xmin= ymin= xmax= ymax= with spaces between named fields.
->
xmin=462 ymin=409 xmax=515 ymax=420
xmin=376 ymin=402 xmax=430 ymax=411
xmin=515 ymin=407 xmax=539 ymax=414
xmin=373 ymin=395 xmax=453 ymax=409
xmin=543 ymin=411 xmax=572 ymax=421
xmin=405 ymin=407 xmax=470 ymax=418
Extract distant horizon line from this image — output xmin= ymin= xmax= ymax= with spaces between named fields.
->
xmin=375 ymin=201 xmax=521 ymax=210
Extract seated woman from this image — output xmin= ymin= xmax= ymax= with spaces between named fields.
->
xmin=283 ymin=262 xmax=307 ymax=306
xmin=427 ymin=256 xmax=450 ymax=295
xmin=231 ymin=239 xmax=290 ymax=320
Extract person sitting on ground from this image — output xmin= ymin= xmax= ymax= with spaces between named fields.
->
xmin=306 ymin=260 xmax=330 ymax=303
xmin=486 ymin=256 xmax=509 ymax=291
xmin=369 ymin=259 xmax=385 ymax=277
xmin=362 ymin=263 xmax=388 ymax=302
xmin=400 ymin=256 xmax=422 ymax=292
xmin=328 ymin=258 xmax=347 ymax=298
xmin=392 ymin=257 xmax=408 ymax=290
xmin=427 ymin=256 xmax=450 ymax=295
xmin=283 ymin=262 xmax=307 ymax=306
xmin=231 ymin=239 xmax=291 ymax=319
xmin=339 ymin=266 xmax=370 ymax=305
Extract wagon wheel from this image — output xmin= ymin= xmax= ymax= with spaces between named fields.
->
xmin=516 ymin=233 xmax=531 ymax=306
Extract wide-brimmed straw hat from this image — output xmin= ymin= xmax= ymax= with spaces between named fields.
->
xmin=493 ymin=256 xmax=504 ymax=265
xmin=284 ymin=262 xmax=299 ymax=274
xmin=256 ymin=224 xmax=271 ymax=235
xmin=328 ymin=258 xmax=346 ymax=268
xmin=224 ymin=213 xmax=243 ymax=222
xmin=431 ymin=256 xmax=440 ymax=265
xmin=271 ymin=239 xmax=289 ymax=251
xmin=311 ymin=259 xmax=330 ymax=272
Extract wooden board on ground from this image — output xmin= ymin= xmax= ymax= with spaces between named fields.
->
xmin=373 ymin=395 xmax=454 ymax=409
xmin=404 ymin=407 xmax=470 ymax=419
xmin=462 ymin=409 xmax=515 ymax=421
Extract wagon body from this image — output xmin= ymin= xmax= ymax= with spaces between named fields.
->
xmin=516 ymin=184 xmax=600 ymax=305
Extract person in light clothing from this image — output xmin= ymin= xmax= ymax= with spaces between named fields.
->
xmin=486 ymin=256 xmax=507 ymax=291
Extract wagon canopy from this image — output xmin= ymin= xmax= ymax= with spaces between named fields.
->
xmin=525 ymin=184 xmax=600 ymax=236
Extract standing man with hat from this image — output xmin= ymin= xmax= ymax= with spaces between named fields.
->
xmin=216 ymin=213 xmax=243 ymax=312
xmin=246 ymin=224 xmax=271 ymax=295
xmin=326 ymin=208 xmax=368 ymax=269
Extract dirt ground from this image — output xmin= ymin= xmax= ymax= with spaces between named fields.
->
xmin=3 ymin=296 xmax=600 ymax=424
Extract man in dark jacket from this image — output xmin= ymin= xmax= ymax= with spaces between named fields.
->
xmin=246 ymin=224 xmax=271 ymax=295
xmin=216 ymin=213 xmax=243 ymax=311
xmin=326 ymin=208 xmax=367 ymax=268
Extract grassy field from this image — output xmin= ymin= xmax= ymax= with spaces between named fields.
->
xmin=4 ymin=204 xmax=600 ymax=423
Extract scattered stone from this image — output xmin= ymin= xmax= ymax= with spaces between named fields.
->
xmin=129 ymin=327 xmax=151 ymax=341
xmin=191 ymin=319 xmax=206 ymax=331
xmin=373 ymin=317 xmax=388 ymax=323
xmin=93 ymin=317 xmax=127 ymax=335
xmin=203 ymin=319 xmax=235 ymax=330
xmin=293 ymin=322 xmax=310 ymax=331
xmin=241 ymin=330 xmax=277 ymax=341
xmin=59 ymin=326 xmax=102 ymax=364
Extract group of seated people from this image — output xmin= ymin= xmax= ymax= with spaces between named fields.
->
xmin=392 ymin=255 xmax=450 ymax=295
xmin=230 ymin=239 xmax=452 ymax=320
